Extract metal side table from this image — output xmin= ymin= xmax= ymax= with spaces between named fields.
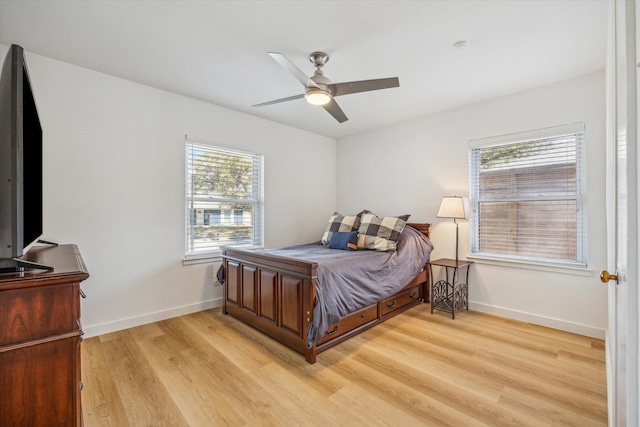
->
xmin=428 ymin=258 xmax=473 ymax=319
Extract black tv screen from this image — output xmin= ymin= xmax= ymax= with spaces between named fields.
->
xmin=0 ymin=44 xmax=44 ymax=267
xmin=21 ymin=62 xmax=43 ymax=250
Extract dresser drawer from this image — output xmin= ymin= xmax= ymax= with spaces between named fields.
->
xmin=0 ymin=282 xmax=80 ymax=347
xmin=0 ymin=335 xmax=81 ymax=426
xmin=380 ymin=285 xmax=420 ymax=317
xmin=317 ymin=305 xmax=378 ymax=345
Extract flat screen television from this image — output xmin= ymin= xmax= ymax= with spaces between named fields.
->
xmin=0 ymin=44 xmax=51 ymax=273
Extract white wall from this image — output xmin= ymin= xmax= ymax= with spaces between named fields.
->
xmin=337 ymin=72 xmax=608 ymax=338
xmin=0 ymin=44 xmax=336 ymax=337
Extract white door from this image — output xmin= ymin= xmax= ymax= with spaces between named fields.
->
xmin=605 ymin=1 xmax=639 ymax=425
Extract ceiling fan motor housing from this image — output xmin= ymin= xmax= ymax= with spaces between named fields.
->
xmin=306 ymin=69 xmax=332 ymax=104
xmin=310 ymin=70 xmax=332 ymax=91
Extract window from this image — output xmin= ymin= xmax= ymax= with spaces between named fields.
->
xmin=468 ymin=123 xmax=586 ymax=267
xmin=185 ymin=142 xmax=263 ymax=259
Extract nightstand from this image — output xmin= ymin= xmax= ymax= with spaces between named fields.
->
xmin=427 ymin=258 xmax=473 ymax=319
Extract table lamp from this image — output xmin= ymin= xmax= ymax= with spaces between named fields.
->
xmin=437 ymin=196 xmax=470 ymax=263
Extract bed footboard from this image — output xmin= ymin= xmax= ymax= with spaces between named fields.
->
xmin=222 ymin=249 xmax=429 ymax=364
xmin=222 ymin=247 xmax=319 ymax=363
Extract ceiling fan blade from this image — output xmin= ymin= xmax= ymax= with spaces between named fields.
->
xmin=252 ymin=93 xmax=305 ymax=107
xmin=322 ymin=99 xmax=348 ymax=123
xmin=329 ymin=77 xmax=399 ymax=97
xmin=268 ymin=52 xmax=319 ymax=89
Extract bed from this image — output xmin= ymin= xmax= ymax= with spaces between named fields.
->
xmin=221 ymin=218 xmax=433 ymax=364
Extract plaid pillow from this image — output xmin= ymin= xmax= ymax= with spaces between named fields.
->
xmin=357 ymin=213 xmax=410 ymax=251
xmin=321 ymin=212 xmax=363 ymax=246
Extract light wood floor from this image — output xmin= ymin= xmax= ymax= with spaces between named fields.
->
xmin=81 ymin=304 xmax=607 ymax=426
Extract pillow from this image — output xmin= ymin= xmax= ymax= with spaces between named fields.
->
xmin=328 ymin=231 xmax=358 ymax=251
xmin=357 ymin=213 xmax=410 ymax=251
xmin=321 ymin=212 xmax=362 ymax=246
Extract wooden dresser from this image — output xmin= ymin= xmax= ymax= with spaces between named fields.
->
xmin=0 ymin=244 xmax=89 ymax=426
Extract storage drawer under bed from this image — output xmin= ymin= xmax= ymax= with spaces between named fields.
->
xmin=316 ymin=305 xmax=378 ymax=345
xmin=380 ymin=285 xmax=421 ymax=317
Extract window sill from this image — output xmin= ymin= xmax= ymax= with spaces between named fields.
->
xmin=466 ymin=254 xmax=593 ymax=276
xmin=182 ymin=253 xmax=222 ymax=266
xmin=182 ymin=245 xmax=265 ymax=266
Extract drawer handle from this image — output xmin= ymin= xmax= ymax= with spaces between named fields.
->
xmin=409 ymin=292 xmax=417 ymax=299
xmin=386 ymin=300 xmax=397 ymax=309
xmin=326 ymin=325 xmax=339 ymax=336
xmin=80 ymin=289 xmax=87 ymax=298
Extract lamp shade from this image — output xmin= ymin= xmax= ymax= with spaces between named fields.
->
xmin=437 ymin=196 xmax=470 ymax=219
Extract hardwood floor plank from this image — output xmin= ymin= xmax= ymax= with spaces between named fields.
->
xmin=173 ymin=315 xmax=309 ymax=426
xmin=125 ymin=320 xmax=166 ymax=342
xmin=214 ymin=315 xmax=352 ymax=398
xmin=155 ymin=316 xmax=299 ymax=425
xmin=179 ymin=311 xmax=273 ymax=373
xmin=447 ymin=309 xmax=597 ymax=350
xmin=136 ymin=333 xmax=244 ymax=426
xmin=557 ymin=348 xmax=607 ymax=369
xmin=81 ymin=337 xmax=130 ymax=426
xmin=99 ymin=332 xmax=190 ymax=426
xmin=413 ymin=310 xmax=561 ymax=359
xmin=328 ymin=383 xmax=431 ymax=427
xmin=472 ymin=346 xmax=606 ymax=397
xmin=321 ymin=344 xmax=489 ymax=427
xmin=498 ymin=387 xmax=607 ymax=427
xmin=346 ymin=327 xmax=505 ymax=402
xmin=385 ymin=312 xmax=607 ymax=423
xmin=181 ymin=346 xmax=301 ymax=426
xmin=252 ymin=361 xmax=363 ymax=426
xmin=395 ymin=309 xmax=605 ymax=390
xmin=82 ymin=306 xmax=607 ymax=426
xmin=351 ymin=345 xmax=543 ymax=427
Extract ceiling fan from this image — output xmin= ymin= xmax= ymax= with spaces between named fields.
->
xmin=253 ymin=52 xmax=400 ymax=123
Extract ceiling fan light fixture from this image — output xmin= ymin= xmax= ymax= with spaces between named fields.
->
xmin=305 ymin=88 xmax=332 ymax=105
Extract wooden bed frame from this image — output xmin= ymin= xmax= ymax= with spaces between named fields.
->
xmin=222 ymin=223 xmax=431 ymax=364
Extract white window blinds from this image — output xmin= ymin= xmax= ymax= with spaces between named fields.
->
xmin=468 ymin=123 xmax=586 ymax=266
xmin=185 ymin=142 xmax=264 ymax=258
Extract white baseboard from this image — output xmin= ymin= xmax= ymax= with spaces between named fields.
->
xmin=469 ymin=302 xmax=606 ymax=340
xmin=82 ymin=298 xmax=223 ymax=339
xmin=83 ymin=299 xmax=605 ymax=341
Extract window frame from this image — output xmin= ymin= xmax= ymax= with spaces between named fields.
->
xmin=468 ymin=123 xmax=587 ymax=270
xmin=184 ymin=141 xmax=264 ymax=263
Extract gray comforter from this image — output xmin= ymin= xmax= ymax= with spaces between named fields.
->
xmin=265 ymin=226 xmax=434 ymax=348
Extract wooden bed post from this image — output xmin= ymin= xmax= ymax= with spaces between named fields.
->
xmin=305 ymin=349 xmax=317 ymax=364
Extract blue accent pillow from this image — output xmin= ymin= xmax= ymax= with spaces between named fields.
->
xmin=328 ymin=231 xmax=359 ymax=251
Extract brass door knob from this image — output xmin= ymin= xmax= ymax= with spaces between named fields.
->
xmin=600 ymin=270 xmax=619 ymax=284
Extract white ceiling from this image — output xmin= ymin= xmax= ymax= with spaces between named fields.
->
xmin=0 ymin=0 xmax=608 ymax=139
